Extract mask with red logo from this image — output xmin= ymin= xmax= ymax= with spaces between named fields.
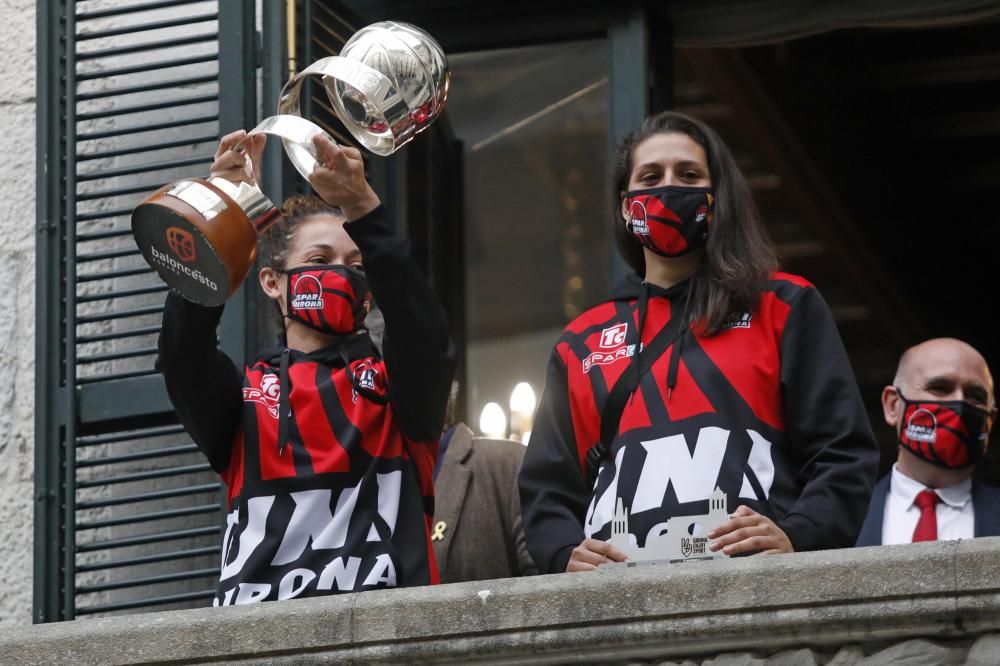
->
xmin=285 ymin=265 xmax=371 ymax=335
xmin=624 ymin=186 xmax=714 ymax=257
xmin=894 ymin=387 xmax=994 ymax=468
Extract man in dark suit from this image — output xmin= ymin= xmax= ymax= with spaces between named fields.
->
xmin=857 ymin=338 xmax=1000 ymax=546
xmin=432 ymin=421 xmax=537 ymax=582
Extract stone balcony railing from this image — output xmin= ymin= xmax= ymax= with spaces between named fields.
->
xmin=3 ymin=538 xmax=1000 ymax=664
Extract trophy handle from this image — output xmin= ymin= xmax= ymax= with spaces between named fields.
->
xmin=203 ymin=176 xmax=282 ymax=234
xmin=233 ymin=114 xmax=336 ymax=182
xmin=278 ymin=56 xmax=410 ymax=156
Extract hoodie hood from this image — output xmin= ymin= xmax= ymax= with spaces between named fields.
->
xmin=609 ymin=271 xmax=693 ymax=304
xmin=613 ymin=272 xmax=694 ymax=406
xmin=255 ymin=331 xmax=382 ymax=457
xmin=254 ymin=330 xmax=379 ymax=368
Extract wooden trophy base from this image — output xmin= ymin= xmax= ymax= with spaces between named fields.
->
xmin=131 ymin=178 xmax=266 ymax=306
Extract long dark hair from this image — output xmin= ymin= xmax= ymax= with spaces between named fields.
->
xmin=613 ymin=111 xmax=777 ymax=336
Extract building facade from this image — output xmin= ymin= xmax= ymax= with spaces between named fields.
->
xmin=5 ymin=0 xmax=1000 ymax=628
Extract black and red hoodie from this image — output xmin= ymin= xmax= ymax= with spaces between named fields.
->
xmin=518 ymin=271 xmax=879 ymax=573
xmin=158 ymin=205 xmax=456 ymax=605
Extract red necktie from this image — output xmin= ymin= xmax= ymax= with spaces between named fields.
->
xmin=912 ymin=489 xmax=941 ymax=542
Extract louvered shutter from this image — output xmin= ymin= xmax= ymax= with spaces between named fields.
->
xmin=35 ymin=0 xmax=260 ymax=621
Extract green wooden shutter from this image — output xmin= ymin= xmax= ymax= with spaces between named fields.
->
xmin=299 ymin=2 xmax=361 ymax=147
xmin=35 ymin=0 xmax=260 ymax=622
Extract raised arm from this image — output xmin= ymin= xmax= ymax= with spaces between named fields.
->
xmin=157 ymin=292 xmax=243 ymax=473
xmin=308 ymin=135 xmax=456 ymax=441
xmin=153 ymin=130 xmax=264 ymax=472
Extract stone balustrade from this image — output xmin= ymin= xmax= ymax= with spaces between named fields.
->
xmin=3 ymin=538 xmax=1000 ymax=664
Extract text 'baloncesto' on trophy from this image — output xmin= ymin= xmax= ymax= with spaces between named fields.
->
xmin=131 ymin=21 xmax=450 ymax=306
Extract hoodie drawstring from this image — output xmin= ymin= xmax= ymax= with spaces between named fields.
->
xmin=666 ymin=294 xmax=692 ymax=401
xmin=628 ymin=282 xmax=651 ymax=405
xmin=636 ymin=281 xmax=650 ymax=353
xmin=338 ymin=346 xmax=358 ymax=389
xmin=276 ymin=348 xmax=291 ymax=456
xmin=634 ymin=280 xmax=690 ymax=402
xmin=666 ymin=330 xmax=684 ymax=401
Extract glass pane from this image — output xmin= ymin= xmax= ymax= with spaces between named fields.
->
xmin=447 ymin=39 xmax=610 ymax=438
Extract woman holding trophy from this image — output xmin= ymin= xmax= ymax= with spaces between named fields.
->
xmin=152 ymin=23 xmax=456 ymax=606
xmin=158 ymin=129 xmax=455 ymax=606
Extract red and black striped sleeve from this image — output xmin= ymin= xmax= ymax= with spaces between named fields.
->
xmin=157 ymin=290 xmax=243 ymax=473
xmin=343 ymin=205 xmax=457 ymax=443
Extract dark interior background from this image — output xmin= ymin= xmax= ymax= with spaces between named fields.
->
xmin=340 ymin=1 xmax=1000 ymax=480
xmin=735 ymin=20 xmax=1000 ymax=479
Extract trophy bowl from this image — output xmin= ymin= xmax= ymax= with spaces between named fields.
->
xmin=279 ymin=21 xmax=450 ymax=156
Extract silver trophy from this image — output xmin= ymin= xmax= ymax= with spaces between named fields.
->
xmin=228 ymin=21 xmax=449 ymax=176
xmin=132 ymin=21 xmax=449 ymax=305
xmin=278 ymin=21 xmax=450 ymax=156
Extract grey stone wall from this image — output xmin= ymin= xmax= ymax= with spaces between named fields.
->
xmin=2 ymin=538 xmax=1000 ymax=664
xmin=0 ymin=0 xmax=37 ymax=629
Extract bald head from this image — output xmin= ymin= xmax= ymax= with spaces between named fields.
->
xmin=885 ymin=338 xmax=996 ymax=485
xmin=892 ymin=338 xmax=993 ymax=409
xmin=890 ymin=337 xmax=994 ymax=418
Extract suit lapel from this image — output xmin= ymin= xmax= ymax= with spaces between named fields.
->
xmin=856 ymin=474 xmax=891 ymax=546
xmin=434 ymin=424 xmax=474 ymax=561
xmin=972 ymin=480 xmax=1000 ymax=538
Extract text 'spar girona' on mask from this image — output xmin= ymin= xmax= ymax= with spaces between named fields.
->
xmin=626 ymin=186 xmax=714 ymax=257
xmin=285 ymin=265 xmax=371 ymax=335
xmin=894 ymin=387 xmax=994 ymax=468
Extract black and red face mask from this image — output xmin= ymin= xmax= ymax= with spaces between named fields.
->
xmin=624 ymin=186 xmax=714 ymax=257
xmin=285 ymin=265 xmax=371 ymax=335
xmin=894 ymin=387 xmax=994 ymax=469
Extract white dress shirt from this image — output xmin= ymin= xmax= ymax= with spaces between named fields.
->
xmin=882 ymin=463 xmax=974 ymax=545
